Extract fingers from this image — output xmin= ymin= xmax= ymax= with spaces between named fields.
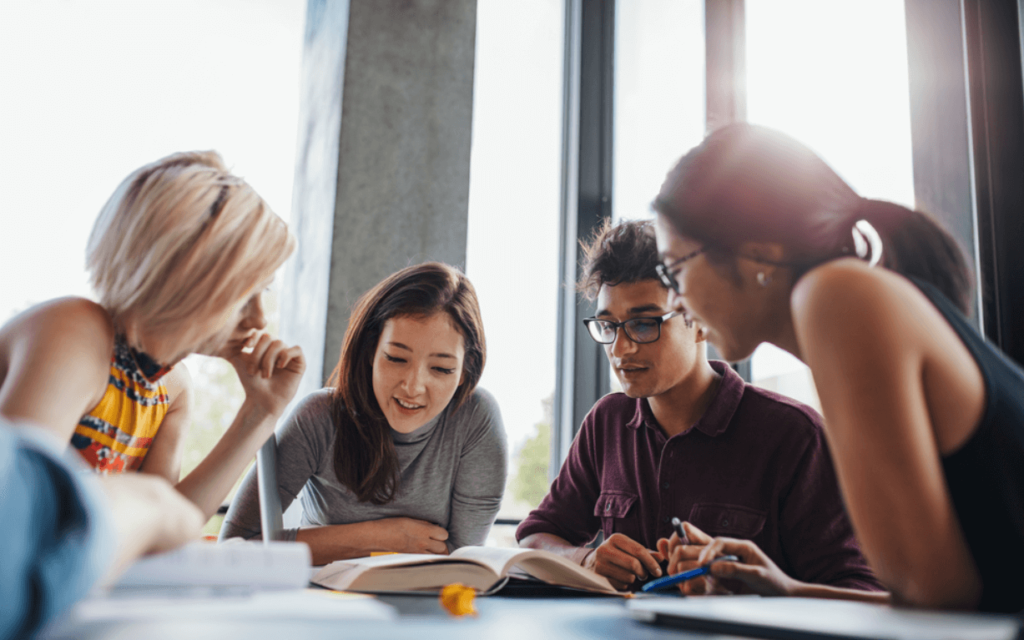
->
xmin=245 ymin=333 xmax=274 ymax=376
xmin=275 ymin=345 xmax=306 ymax=374
xmin=709 ymin=557 xmax=767 ymax=583
xmin=607 ymin=577 xmax=632 ymax=592
xmin=667 ymin=539 xmax=706 ymax=575
xmin=611 ymin=533 xmax=662 ymax=579
xmin=682 ymin=521 xmax=713 ymax=545
xmin=235 ymin=334 xmax=304 ymax=379
xmin=656 ymin=537 xmax=670 ymax=560
xmin=656 ymin=531 xmax=684 ymax=559
xmin=429 ymin=526 xmax=450 ymax=542
xmin=697 ymin=536 xmax=760 ymax=566
xmin=591 ymin=534 xmax=662 ymax=587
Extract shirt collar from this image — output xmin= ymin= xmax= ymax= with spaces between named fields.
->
xmin=626 ymin=360 xmax=744 ymax=438
xmin=391 ymin=408 xmax=445 ymax=444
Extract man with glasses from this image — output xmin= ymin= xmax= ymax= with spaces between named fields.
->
xmin=517 ymin=220 xmax=879 ymax=594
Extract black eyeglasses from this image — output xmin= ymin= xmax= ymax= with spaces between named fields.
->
xmin=655 ymin=246 xmax=706 ymax=293
xmin=583 ymin=311 xmax=683 ymax=345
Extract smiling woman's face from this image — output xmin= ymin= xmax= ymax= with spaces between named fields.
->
xmin=372 ymin=312 xmax=466 ymax=434
xmin=654 ymin=214 xmax=767 ymax=362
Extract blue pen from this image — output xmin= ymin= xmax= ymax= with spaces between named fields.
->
xmin=640 ymin=555 xmax=740 ymax=592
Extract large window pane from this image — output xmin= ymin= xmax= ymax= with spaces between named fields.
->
xmin=746 ymin=0 xmax=914 ymax=410
xmin=466 ymin=0 xmax=564 ymax=545
xmin=609 ymin=0 xmax=705 ymax=394
xmin=0 ymin=0 xmax=305 ymax=531
xmin=614 ymin=0 xmax=705 ymax=223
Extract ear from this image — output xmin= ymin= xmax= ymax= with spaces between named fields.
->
xmin=694 ymin=324 xmax=708 ymax=344
xmin=735 ymin=241 xmax=787 ymax=288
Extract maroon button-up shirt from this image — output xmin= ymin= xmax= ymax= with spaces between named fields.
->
xmin=517 ymin=361 xmax=881 ymax=590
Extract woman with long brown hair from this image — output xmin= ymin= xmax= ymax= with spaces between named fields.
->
xmin=221 ymin=262 xmax=507 ymax=564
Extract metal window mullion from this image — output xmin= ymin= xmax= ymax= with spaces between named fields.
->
xmin=962 ymin=0 xmax=1024 ymax=363
xmin=703 ymin=0 xmax=751 ymax=380
xmin=552 ymin=0 xmax=614 ymax=476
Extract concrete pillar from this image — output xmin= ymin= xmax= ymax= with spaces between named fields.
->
xmin=281 ymin=0 xmax=478 ymax=396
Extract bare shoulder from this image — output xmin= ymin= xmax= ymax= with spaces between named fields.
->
xmin=790 ymin=259 xmax=926 ymax=347
xmin=2 ymin=297 xmax=114 ymax=371
xmin=3 ymin=297 xmax=113 ymax=347
xmin=0 ymin=298 xmax=116 ymax=435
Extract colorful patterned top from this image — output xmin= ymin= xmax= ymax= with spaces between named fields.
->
xmin=71 ymin=336 xmax=171 ymax=473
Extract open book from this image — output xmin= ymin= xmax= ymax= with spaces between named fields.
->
xmin=311 ymin=546 xmax=620 ymax=595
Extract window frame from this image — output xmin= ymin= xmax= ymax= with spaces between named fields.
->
xmin=550 ymin=0 xmax=1024 ymax=475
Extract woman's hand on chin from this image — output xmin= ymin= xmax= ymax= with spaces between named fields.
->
xmin=220 ymin=331 xmax=305 ymax=417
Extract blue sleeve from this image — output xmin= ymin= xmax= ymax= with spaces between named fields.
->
xmin=0 ymin=427 xmax=113 ymax=639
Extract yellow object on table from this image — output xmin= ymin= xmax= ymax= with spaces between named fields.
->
xmin=440 ymin=583 xmax=477 ymax=617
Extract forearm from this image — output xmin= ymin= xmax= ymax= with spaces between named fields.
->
xmin=176 ymin=402 xmax=279 ymax=519
xmin=519 ymin=532 xmax=594 ymax=566
xmin=790 ymin=581 xmax=892 ymax=604
xmin=295 ymin=522 xmax=387 ymax=566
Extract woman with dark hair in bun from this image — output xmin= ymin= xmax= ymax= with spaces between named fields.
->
xmin=654 ymin=124 xmax=1023 ymax=612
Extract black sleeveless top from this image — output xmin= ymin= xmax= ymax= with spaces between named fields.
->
xmin=912 ymin=278 xmax=1024 ymax=613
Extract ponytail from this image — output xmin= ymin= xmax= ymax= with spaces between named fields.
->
xmin=855 ymin=199 xmax=973 ymax=315
xmin=655 ymin=124 xmax=974 ymax=315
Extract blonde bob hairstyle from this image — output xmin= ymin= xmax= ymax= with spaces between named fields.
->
xmin=86 ymin=150 xmax=295 ymax=355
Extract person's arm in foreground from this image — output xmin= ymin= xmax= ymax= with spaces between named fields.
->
xmin=792 ymin=262 xmax=982 ymax=608
xmin=220 ymin=392 xmax=449 ymax=566
xmin=140 ymin=332 xmax=305 ymax=520
xmin=1 ymin=425 xmax=202 ymax=639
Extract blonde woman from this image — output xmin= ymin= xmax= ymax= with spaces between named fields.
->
xmin=0 ymin=150 xmax=305 ymax=522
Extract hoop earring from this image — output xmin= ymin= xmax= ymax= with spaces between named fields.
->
xmin=757 ymin=272 xmax=772 ymax=287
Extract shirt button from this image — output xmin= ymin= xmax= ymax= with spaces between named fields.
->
xmin=661 ymin=482 xmax=669 ymax=489
xmin=721 ymin=519 xmax=730 ymax=527
xmin=662 ymin=516 xmax=670 ymax=523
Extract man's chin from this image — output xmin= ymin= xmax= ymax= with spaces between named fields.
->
xmin=619 ymin=384 xmax=653 ymax=400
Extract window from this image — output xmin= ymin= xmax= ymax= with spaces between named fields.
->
xmin=466 ymin=0 xmax=565 ymax=545
xmin=0 ymin=0 xmax=306 ymax=531
xmin=607 ymin=0 xmax=705 ymax=395
xmin=613 ymin=0 xmax=705 ymax=224
xmin=745 ymin=0 xmax=915 ymax=410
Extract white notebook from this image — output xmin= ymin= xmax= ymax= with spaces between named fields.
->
xmin=114 ymin=540 xmax=311 ymax=590
xmin=628 ymin=597 xmax=1022 ymax=640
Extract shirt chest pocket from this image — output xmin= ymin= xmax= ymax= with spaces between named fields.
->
xmin=688 ymin=503 xmax=766 ymax=539
xmin=594 ymin=491 xmax=639 ymax=538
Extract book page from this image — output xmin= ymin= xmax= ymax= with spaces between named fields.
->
xmin=312 ymin=547 xmax=619 ymax=594
xmin=311 ymin=553 xmax=498 ymax=592
xmin=452 ymin=547 xmax=619 ymax=594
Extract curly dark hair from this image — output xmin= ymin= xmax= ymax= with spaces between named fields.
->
xmin=578 ymin=219 xmax=663 ymax=300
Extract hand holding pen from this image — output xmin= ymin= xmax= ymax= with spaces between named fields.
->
xmin=656 ymin=518 xmax=715 ymax=595
xmin=658 ymin=520 xmax=803 ymax=597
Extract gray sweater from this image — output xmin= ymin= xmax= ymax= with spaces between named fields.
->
xmin=220 ymin=387 xmax=508 ymax=549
